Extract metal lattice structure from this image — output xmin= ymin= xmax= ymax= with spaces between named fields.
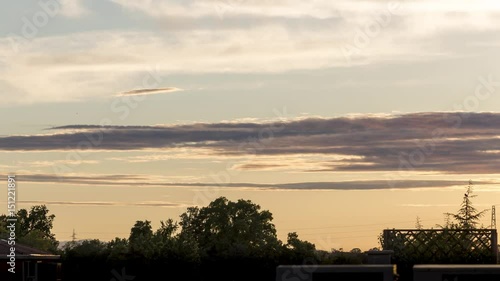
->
xmin=492 ymin=206 xmax=497 ymax=230
xmin=382 ymin=229 xmax=498 ymax=264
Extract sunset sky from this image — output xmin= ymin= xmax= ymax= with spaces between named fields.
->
xmin=1 ymin=0 xmax=500 ymax=251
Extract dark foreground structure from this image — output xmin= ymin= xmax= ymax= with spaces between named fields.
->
xmin=274 ymin=228 xmax=500 ymax=281
xmin=275 ymin=264 xmax=500 ymax=281
xmin=383 ymin=228 xmax=498 ymax=280
xmin=414 ymin=265 xmax=500 ymax=281
xmin=0 ymin=239 xmax=62 ymax=281
xmin=382 ymin=229 xmax=498 ymax=264
xmin=276 ymin=264 xmax=395 ymax=281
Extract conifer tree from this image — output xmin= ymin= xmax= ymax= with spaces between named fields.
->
xmin=445 ymin=180 xmax=487 ymax=229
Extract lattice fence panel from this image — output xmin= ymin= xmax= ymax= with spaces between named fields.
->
xmin=382 ymin=229 xmax=498 ymax=264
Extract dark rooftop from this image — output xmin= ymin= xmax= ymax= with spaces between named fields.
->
xmin=0 ymin=239 xmax=60 ymax=259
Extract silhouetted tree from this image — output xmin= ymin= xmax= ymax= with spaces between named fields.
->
xmin=106 ymin=237 xmax=129 ymax=261
xmin=381 ymin=180 xmax=494 ymax=270
xmin=323 ymin=248 xmax=364 ymax=264
xmin=65 ymin=239 xmax=108 ymax=258
xmin=445 ymin=180 xmax=487 ymax=229
xmin=284 ymin=232 xmax=316 ymax=262
xmin=415 ymin=216 xmax=423 ymax=229
xmin=179 ymin=197 xmax=282 ymax=259
xmin=59 ymin=197 xmax=323 ymax=281
xmin=1 ymin=205 xmax=58 ymax=252
xmin=129 ymin=220 xmax=154 ymax=258
xmin=350 ymin=248 xmax=362 ymax=254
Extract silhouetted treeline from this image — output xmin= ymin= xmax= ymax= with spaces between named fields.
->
xmin=61 ymin=197 xmax=325 ymax=281
xmin=1 ymin=199 xmax=372 ymax=281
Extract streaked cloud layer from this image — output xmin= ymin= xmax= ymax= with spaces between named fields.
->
xmin=4 ymin=173 xmax=496 ymax=191
xmin=2 ymin=112 xmax=500 ymax=174
xmin=17 ymin=200 xmax=185 ymax=208
xmin=117 ymin=87 xmax=182 ymax=96
xmin=1 ymin=0 xmax=500 ymax=105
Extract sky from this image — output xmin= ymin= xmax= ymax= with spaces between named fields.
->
xmin=1 ymin=0 xmax=500 ymax=251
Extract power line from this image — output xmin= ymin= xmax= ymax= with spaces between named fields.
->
xmin=280 ymin=217 xmax=445 ymax=232
xmin=317 ymin=234 xmax=375 ymax=240
xmin=298 ymin=229 xmax=381 ymax=237
xmin=57 ymin=231 xmax=129 ymax=235
xmin=55 ymin=218 xmax=448 ymax=236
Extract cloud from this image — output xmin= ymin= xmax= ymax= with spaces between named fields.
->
xmin=10 ymin=160 xmax=99 ymax=168
xmin=399 ymin=204 xmax=457 ymax=208
xmin=106 ymin=148 xmax=219 ymax=162
xmin=117 ymin=87 xmax=182 ymax=96
xmin=2 ymin=112 xmax=500 ymax=174
xmin=110 ymin=0 xmax=344 ymax=19
xmin=16 ymin=200 xmax=185 ymax=208
xmin=2 ymin=173 xmax=494 ymax=190
xmin=230 ymin=154 xmax=361 ymax=172
xmin=3 ymin=0 xmax=500 ymax=105
xmin=1 ymin=28 xmax=370 ymax=104
xmin=110 ymin=0 xmax=500 ymax=25
xmin=59 ymin=0 xmax=90 ymax=18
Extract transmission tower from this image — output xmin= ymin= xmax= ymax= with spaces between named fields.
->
xmin=71 ymin=229 xmax=77 ymax=242
xmin=491 ymin=206 xmax=497 ymax=230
